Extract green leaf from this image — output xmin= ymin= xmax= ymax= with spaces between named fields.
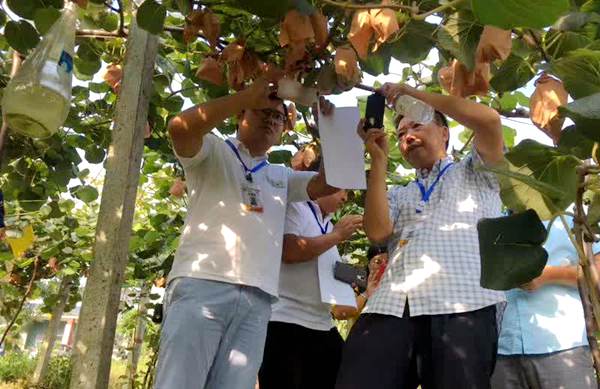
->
xmin=292 ymin=0 xmax=315 ymax=15
xmin=553 ymin=12 xmax=592 ymax=31
xmin=558 ymin=92 xmax=600 ymax=141
xmin=34 ymin=7 xmax=61 ymax=35
xmin=360 ymin=45 xmax=392 ymax=76
xmin=484 ymin=161 xmax=566 ymax=220
xmin=478 ymin=209 xmax=548 ymax=290
xmin=551 ymin=48 xmax=600 ymax=98
xmin=231 ymin=0 xmax=291 ymax=18
xmin=137 ymin=0 xmax=166 ymax=35
xmin=7 ymin=0 xmax=43 ymax=19
xmin=72 ymin=185 xmax=99 ymax=203
xmin=545 ymin=31 xmax=592 ymax=60
xmin=581 ymin=0 xmax=600 ymax=12
xmin=174 ymin=0 xmax=192 ymax=15
xmin=471 ymin=0 xmax=570 ymax=29
xmin=268 ymin=150 xmax=292 ymax=165
xmin=436 ymin=11 xmax=483 ymax=71
xmin=502 ymin=126 xmax=517 ymax=148
xmin=4 ymin=21 xmax=40 ymax=54
xmin=84 ymin=146 xmax=106 ymax=164
xmin=390 ymin=20 xmax=436 ymax=65
xmin=557 ymin=125 xmax=595 ymax=159
xmin=490 ymin=54 xmax=535 ymax=92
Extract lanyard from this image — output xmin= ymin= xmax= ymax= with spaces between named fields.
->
xmin=414 ymin=162 xmax=453 ymax=212
xmin=225 ymin=139 xmax=268 ymax=182
xmin=306 ymin=202 xmax=331 ymax=235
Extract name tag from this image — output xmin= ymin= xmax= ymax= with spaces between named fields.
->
xmin=241 ymin=182 xmax=264 ymax=213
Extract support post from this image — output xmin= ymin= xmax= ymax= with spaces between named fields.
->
xmin=32 ymin=276 xmax=72 ymax=385
xmin=69 ymin=18 xmax=158 ymax=389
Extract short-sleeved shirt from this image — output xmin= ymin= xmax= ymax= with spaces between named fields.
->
xmin=168 ymin=135 xmax=316 ymax=297
xmin=498 ymin=217 xmax=598 ymax=355
xmin=364 ymin=152 xmax=505 ymax=318
xmin=270 ymin=201 xmax=335 ymax=331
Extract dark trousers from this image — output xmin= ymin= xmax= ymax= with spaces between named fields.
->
xmin=335 ymin=304 xmax=498 ymax=389
xmin=259 ymin=321 xmax=344 ymax=389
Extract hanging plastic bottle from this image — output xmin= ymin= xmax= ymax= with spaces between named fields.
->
xmin=2 ymin=2 xmax=78 ymax=139
xmin=394 ymin=95 xmax=435 ymax=125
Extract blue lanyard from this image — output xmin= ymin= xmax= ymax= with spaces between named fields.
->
xmin=414 ymin=162 xmax=453 ymax=212
xmin=306 ymin=202 xmax=330 ymax=235
xmin=225 ymin=139 xmax=268 ymax=182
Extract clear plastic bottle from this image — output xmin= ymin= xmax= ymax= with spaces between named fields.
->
xmin=394 ymin=95 xmax=435 ymax=125
xmin=2 ymin=2 xmax=77 ymax=138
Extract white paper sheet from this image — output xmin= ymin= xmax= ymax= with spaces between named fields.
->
xmin=318 ymin=247 xmax=357 ymax=308
xmin=318 ymin=106 xmax=367 ymax=190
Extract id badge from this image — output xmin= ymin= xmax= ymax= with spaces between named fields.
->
xmin=241 ymin=182 xmax=264 ymax=213
xmin=402 ymin=214 xmax=426 ymax=240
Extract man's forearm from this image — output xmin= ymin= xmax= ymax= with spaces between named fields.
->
xmin=169 ymin=90 xmax=249 ymax=138
xmin=405 ymin=87 xmax=503 ymax=164
xmin=541 ymin=265 xmax=578 ymax=287
xmin=282 ymin=232 xmax=342 ymax=263
xmin=364 ymin=158 xmax=392 ymax=243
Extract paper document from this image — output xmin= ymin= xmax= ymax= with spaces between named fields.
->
xmin=318 ymin=106 xmax=367 ymax=189
xmin=318 ymin=247 xmax=357 ymax=308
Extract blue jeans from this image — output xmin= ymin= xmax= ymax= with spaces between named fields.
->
xmin=154 ymin=277 xmax=272 ymax=389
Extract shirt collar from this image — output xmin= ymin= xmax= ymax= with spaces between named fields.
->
xmin=228 ymin=137 xmax=268 ymax=161
xmin=416 ymin=156 xmax=453 ymax=180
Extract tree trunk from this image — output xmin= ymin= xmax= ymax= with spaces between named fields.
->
xmin=68 ymin=17 xmax=158 ymax=389
xmin=127 ymin=283 xmax=150 ymax=388
xmin=31 ymin=276 xmax=72 ymax=385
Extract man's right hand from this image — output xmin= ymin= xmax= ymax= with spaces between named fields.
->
xmin=333 ymin=214 xmax=363 ymax=241
xmin=357 ymin=120 xmax=389 ymax=163
xmin=241 ymin=77 xmax=279 ymax=110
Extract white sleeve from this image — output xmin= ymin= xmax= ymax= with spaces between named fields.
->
xmin=174 ymin=133 xmax=217 ymax=171
xmin=287 ymin=170 xmax=318 ymax=203
xmin=284 ymin=202 xmax=307 ymax=236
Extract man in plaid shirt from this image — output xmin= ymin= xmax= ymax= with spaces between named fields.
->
xmin=336 ymin=83 xmax=505 ymax=389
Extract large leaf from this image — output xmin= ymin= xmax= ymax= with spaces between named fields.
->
xmin=34 ymin=7 xmax=61 ymax=35
xmin=485 ymin=155 xmax=576 ymax=220
xmin=545 ymin=30 xmax=592 ymax=60
xmin=436 ymin=11 xmax=483 ymax=71
xmin=471 ymin=0 xmax=570 ymax=29
xmin=6 ymin=0 xmax=61 ymax=19
xmin=558 ymin=125 xmax=595 ymax=159
xmin=4 ymin=21 xmax=40 ymax=54
xmin=559 ymin=92 xmax=600 ymax=141
xmin=478 ymin=209 xmax=548 ymax=290
xmin=137 ymin=0 xmax=166 ymax=35
xmin=551 ymin=48 xmax=600 ymax=98
xmin=361 ymin=45 xmax=392 ymax=76
xmin=391 ymin=20 xmax=437 ymax=65
xmin=490 ymin=54 xmax=535 ymax=92
xmin=230 ymin=0 xmax=291 ymax=19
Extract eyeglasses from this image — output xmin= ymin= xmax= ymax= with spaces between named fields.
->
xmin=258 ymin=109 xmax=287 ymax=124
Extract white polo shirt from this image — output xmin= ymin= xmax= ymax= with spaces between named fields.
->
xmin=270 ymin=201 xmax=336 ymax=331
xmin=168 ymin=135 xmax=316 ymax=297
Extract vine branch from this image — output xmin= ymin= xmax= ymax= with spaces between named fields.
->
xmin=0 ymin=257 xmax=40 ymax=348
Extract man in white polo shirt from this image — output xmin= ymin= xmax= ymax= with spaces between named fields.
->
xmin=258 ymin=148 xmax=362 ymax=389
xmin=154 ymin=77 xmax=339 ymax=389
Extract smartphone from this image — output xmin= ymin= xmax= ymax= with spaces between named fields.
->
xmin=334 ymin=262 xmax=368 ymax=291
xmin=363 ymin=92 xmax=386 ymax=130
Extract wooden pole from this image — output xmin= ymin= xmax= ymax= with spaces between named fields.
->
xmin=68 ymin=18 xmax=158 ymax=389
xmin=31 ymin=276 xmax=73 ymax=385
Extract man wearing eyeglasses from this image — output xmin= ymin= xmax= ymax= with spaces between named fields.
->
xmin=154 ymin=76 xmax=340 ymax=389
xmin=336 ymin=83 xmax=506 ymax=389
